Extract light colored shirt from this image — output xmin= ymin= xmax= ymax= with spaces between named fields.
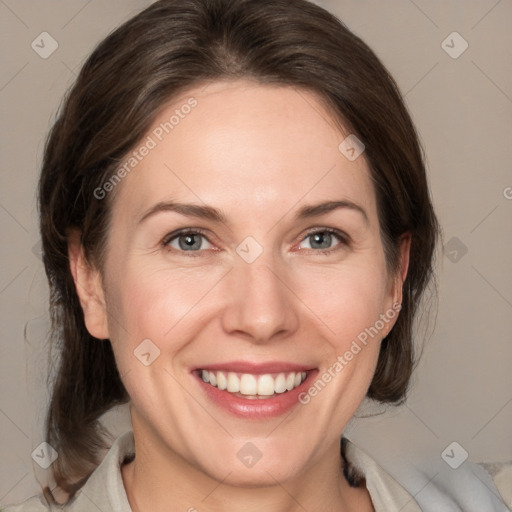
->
xmin=2 ymin=429 xmax=510 ymax=511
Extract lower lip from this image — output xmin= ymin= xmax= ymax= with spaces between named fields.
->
xmin=194 ymin=371 xmax=318 ymax=419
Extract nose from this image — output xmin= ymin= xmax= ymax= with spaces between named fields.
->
xmin=220 ymin=257 xmax=299 ymax=344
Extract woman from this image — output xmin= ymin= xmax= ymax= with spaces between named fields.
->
xmin=2 ymin=0 xmax=510 ymax=511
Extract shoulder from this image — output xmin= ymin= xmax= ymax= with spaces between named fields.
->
xmin=343 ymin=438 xmax=512 ymax=512
xmin=343 ymin=438 xmax=422 ymax=511
xmin=2 ymin=429 xmax=135 ymax=512
xmin=478 ymin=460 xmax=512 ymax=510
xmin=1 ymin=495 xmax=50 ymax=512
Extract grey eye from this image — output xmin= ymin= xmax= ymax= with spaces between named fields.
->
xmin=299 ymin=231 xmax=341 ymax=250
xmin=168 ymin=233 xmax=212 ymax=251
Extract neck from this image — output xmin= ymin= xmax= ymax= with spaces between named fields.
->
xmin=121 ymin=424 xmax=374 ymax=512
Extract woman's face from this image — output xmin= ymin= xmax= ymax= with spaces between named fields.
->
xmin=78 ymin=80 xmax=407 ymax=485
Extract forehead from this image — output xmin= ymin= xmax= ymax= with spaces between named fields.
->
xmin=110 ymin=80 xmax=377 ymax=225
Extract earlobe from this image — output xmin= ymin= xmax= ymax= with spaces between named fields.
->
xmin=67 ymin=229 xmax=110 ymax=340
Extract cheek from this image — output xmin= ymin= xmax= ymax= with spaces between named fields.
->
xmin=104 ymin=260 xmax=229 ymax=359
xmin=293 ymin=259 xmax=390 ymax=344
xmin=294 ymin=265 xmax=388 ymax=418
xmin=102 ymin=263 xmax=229 ymax=418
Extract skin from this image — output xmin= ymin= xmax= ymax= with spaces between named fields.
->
xmin=69 ymin=80 xmax=410 ymax=512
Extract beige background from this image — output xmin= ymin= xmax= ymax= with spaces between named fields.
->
xmin=1 ymin=0 xmax=511 ymax=505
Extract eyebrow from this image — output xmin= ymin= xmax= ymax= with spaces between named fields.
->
xmin=137 ymin=199 xmax=369 ymax=226
xmin=296 ymin=200 xmax=369 ymax=224
xmin=137 ymin=202 xmax=228 ymax=225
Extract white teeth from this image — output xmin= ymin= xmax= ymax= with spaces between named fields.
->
xmin=217 ymin=371 xmax=227 ymax=390
xmin=274 ymin=373 xmax=287 ymax=393
xmin=240 ymin=374 xmax=257 ymax=395
xmin=227 ymin=372 xmax=240 ymax=392
xmin=257 ymin=374 xmax=276 ymax=396
xmin=200 ymin=370 xmax=308 ymax=396
xmin=286 ymin=373 xmax=295 ymax=391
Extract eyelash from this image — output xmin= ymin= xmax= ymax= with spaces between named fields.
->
xmin=161 ymin=227 xmax=349 ymax=256
xmin=161 ymin=228 xmax=213 ymax=258
xmin=299 ymin=227 xmax=349 ymax=255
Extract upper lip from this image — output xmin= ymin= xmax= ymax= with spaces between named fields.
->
xmin=193 ymin=361 xmax=314 ymax=374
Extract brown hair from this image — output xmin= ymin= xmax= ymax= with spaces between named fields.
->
xmin=38 ymin=0 xmax=439 ymax=503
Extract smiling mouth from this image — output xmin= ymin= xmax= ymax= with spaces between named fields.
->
xmin=196 ymin=370 xmax=309 ymax=399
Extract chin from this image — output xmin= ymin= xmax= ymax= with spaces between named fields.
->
xmin=192 ymin=440 xmax=313 ymax=487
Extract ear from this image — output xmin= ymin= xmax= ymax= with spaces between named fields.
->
xmin=382 ymin=232 xmax=411 ymax=336
xmin=393 ymin=232 xmax=411 ymax=305
xmin=68 ymin=229 xmax=110 ymax=340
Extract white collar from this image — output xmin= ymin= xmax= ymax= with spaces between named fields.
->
xmin=60 ymin=429 xmax=508 ymax=512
